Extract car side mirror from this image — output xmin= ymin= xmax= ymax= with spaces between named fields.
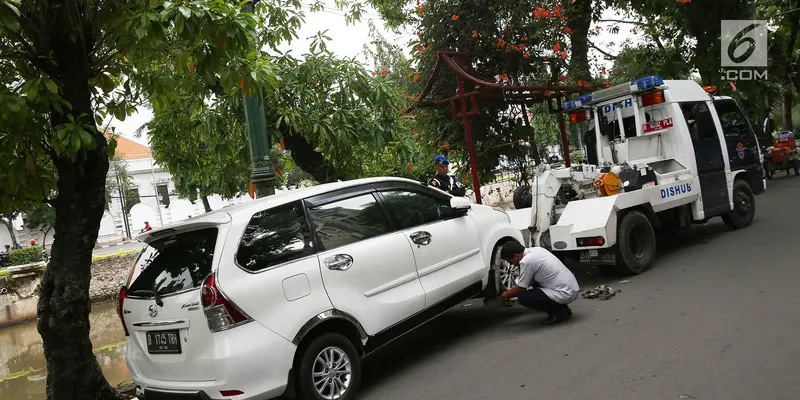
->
xmin=449 ymin=197 xmax=471 ymax=210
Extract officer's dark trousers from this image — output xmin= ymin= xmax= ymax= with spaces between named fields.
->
xmin=517 ymin=288 xmax=568 ymax=314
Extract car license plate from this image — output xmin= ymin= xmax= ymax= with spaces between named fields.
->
xmin=579 ymin=250 xmax=616 ymax=264
xmin=146 ymin=330 xmax=181 ymax=354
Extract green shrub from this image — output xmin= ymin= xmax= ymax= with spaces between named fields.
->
xmin=9 ymin=246 xmax=43 ymax=265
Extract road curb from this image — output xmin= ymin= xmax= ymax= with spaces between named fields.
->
xmin=94 ymin=240 xmax=136 ymax=250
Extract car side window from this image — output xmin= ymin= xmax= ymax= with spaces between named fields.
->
xmin=236 ymin=201 xmax=315 ymax=272
xmin=680 ymin=102 xmax=718 ymax=141
xmin=380 ymin=190 xmax=447 ymax=229
xmin=715 ymin=100 xmax=756 ymax=145
xmin=307 ymin=194 xmax=392 ymax=251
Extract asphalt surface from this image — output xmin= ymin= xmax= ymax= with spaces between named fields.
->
xmin=356 ymin=175 xmax=800 ymax=400
xmin=93 ymin=240 xmax=144 ymax=256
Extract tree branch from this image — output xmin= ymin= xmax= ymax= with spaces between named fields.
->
xmin=597 ymin=19 xmax=654 ymax=27
xmin=588 ymin=41 xmax=618 ymax=60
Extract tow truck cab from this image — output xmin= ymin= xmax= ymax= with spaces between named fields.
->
xmin=543 ymin=76 xmax=763 ymax=272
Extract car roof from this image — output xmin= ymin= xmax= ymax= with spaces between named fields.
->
xmin=138 ymin=176 xmax=426 ymax=240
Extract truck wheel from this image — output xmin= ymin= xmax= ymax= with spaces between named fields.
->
xmin=297 ymin=332 xmax=361 ymax=400
xmin=513 ymin=185 xmax=532 ymax=209
xmin=722 ymin=180 xmax=755 ymax=230
xmin=614 ymin=210 xmax=656 ymax=275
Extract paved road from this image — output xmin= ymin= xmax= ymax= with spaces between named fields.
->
xmin=357 ymin=175 xmax=800 ymax=400
xmin=93 ymin=240 xmax=144 ymax=256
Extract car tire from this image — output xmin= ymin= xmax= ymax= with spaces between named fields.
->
xmin=492 ymin=240 xmax=520 ymax=293
xmin=297 ymin=333 xmax=361 ymax=400
xmin=613 ymin=210 xmax=656 ymax=275
xmin=722 ymin=180 xmax=755 ymax=230
xmin=513 ymin=185 xmax=532 ymax=209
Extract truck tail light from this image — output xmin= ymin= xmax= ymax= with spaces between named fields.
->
xmin=569 ymin=110 xmax=588 ymax=124
xmin=577 ymin=236 xmax=606 ymax=247
xmin=641 ymin=91 xmax=664 ymax=107
xmin=202 ymin=273 xmax=252 ymax=332
xmin=117 ymin=286 xmax=129 ymax=336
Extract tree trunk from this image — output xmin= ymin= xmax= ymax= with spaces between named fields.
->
xmin=201 ymin=195 xmax=212 ymax=213
xmin=36 ymin=1 xmax=119 ymax=399
xmin=566 ymin=0 xmax=592 ymax=81
xmin=782 ymin=90 xmax=793 ymax=131
xmin=281 ymin=128 xmax=341 ymax=183
xmin=1 ymin=215 xmax=20 ymax=249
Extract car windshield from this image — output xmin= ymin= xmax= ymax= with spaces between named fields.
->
xmin=128 ymin=228 xmax=218 ymax=297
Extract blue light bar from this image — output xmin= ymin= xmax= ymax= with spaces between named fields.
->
xmin=630 ymin=76 xmax=665 ymax=92
xmin=563 ymin=93 xmax=594 ymax=111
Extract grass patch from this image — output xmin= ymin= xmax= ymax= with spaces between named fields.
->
xmin=0 ymin=270 xmax=10 ymax=277
xmin=92 ymin=248 xmax=140 ymax=262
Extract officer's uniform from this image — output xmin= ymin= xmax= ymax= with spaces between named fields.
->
xmin=428 ymin=155 xmax=466 ymax=196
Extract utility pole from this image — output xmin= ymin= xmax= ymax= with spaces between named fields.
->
xmin=241 ymin=1 xmax=276 ymax=198
xmin=114 ymin=164 xmax=131 ymax=239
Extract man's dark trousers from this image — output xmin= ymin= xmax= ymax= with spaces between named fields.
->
xmin=517 ymin=288 xmax=568 ymax=314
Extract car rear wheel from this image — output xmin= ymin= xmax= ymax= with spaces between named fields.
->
xmin=297 ymin=333 xmax=361 ymax=400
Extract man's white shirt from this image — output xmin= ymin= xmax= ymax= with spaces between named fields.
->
xmin=516 ymin=247 xmax=580 ymax=304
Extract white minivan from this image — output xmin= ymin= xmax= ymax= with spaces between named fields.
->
xmin=119 ymin=177 xmax=524 ymax=400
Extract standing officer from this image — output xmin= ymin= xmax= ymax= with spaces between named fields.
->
xmin=428 ymin=155 xmax=466 ymax=196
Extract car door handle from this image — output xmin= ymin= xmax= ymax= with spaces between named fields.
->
xmin=410 ymin=231 xmax=432 ymax=246
xmin=324 ymin=254 xmax=354 ymax=271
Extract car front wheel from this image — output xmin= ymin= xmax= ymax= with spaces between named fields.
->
xmin=493 ymin=241 xmax=520 ymax=292
xmin=297 ymin=333 xmax=361 ymax=400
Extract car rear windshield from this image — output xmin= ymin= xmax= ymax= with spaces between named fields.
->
xmin=128 ymin=228 xmax=218 ymax=298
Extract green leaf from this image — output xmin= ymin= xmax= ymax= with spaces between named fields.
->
xmin=99 ymin=74 xmax=115 ymax=94
xmin=178 ymin=6 xmax=191 ymax=18
xmin=45 ymin=80 xmax=58 ymax=94
xmin=114 ymin=106 xmax=127 ymax=122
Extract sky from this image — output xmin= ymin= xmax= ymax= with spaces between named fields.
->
xmin=114 ymin=6 xmax=640 ymax=147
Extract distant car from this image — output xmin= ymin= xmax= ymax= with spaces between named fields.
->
xmin=119 ymin=177 xmax=523 ymax=400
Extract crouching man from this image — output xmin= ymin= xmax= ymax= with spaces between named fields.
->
xmin=499 ymin=241 xmax=580 ymax=325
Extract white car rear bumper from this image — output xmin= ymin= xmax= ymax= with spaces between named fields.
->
xmin=128 ymin=321 xmax=296 ymax=400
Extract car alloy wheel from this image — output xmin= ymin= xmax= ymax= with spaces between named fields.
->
xmin=312 ymin=346 xmax=352 ymax=400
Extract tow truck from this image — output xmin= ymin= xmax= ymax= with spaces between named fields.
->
xmin=510 ymin=76 xmax=765 ymax=274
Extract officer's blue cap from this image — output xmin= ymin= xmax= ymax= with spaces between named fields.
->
xmin=434 ymin=155 xmax=449 ymax=165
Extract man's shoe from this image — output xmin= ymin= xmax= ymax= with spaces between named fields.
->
xmin=564 ymin=306 xmax=573 ymax=317
xmin=543 ymin=309 xmax=571 ymax=325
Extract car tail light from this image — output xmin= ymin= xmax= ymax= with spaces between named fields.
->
xmin=201 ymin=273 xmax=252 ymax=332
xmin=640 ymin=91 xmax=664 ymax=107
xmin=220 ymin=390 xmax=244 ymax=397
xmin=577 ymin=236 xmax=606 ymax=247
xmin=117 ymin=286 xmax=129 ymax=336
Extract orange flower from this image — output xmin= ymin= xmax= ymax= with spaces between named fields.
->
xmin=472 ymin=30 xmax=478 ymax=37
xmin=408 ymin=161 xmax=413 ymax=173
xmin=497 ymin=39 xmax=505 ymax=47
xmin=601 ymin=67 xmax=607 ymax=75
xmin=553 ymin=5 xmax=562 ymax=16
xmin=523 ymin=51 xmax=530 ymax=58
xmin=413 ymin=72 xmax=421 ymax=82
xmin=416 ymin=45 xmax=425 ymax=54
xmin=519 ymin=43 xmax=526 ymax=50
xmin=521 ymin=35 xmax=528 ymax=41
xmin=609 ymin=41 xmax=615 ymax=46
xmin=451 ymin=14 xmax=459 ymax=21
xmin=543 ymin=56 xmax=550 ymax=61
xmin=603 ymin=81 xmax=612 ymax=88
xmin=417 ymin=31 xmax=422 ymax=39
xmin=564 ymin=26 xmax=572 ymax=34
xmin=381 ymin=67 xmax=388 ymax=76
xmin=559 ymin=75 xmax=567 ymax=82
xmin=631 ymin=28 xmax=637 ymax=34
xmin=534 ymin=8 xmax=542 ymax=19
xmin=544 ymin=90 xmax=552 ymax=96
xmin=371 ymin=71 xmax=377 ymax=76
xmin=553 ymin=43 xmax=561 ymax=52
xmin=417 ymin=5 xmax=424 ymax=14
